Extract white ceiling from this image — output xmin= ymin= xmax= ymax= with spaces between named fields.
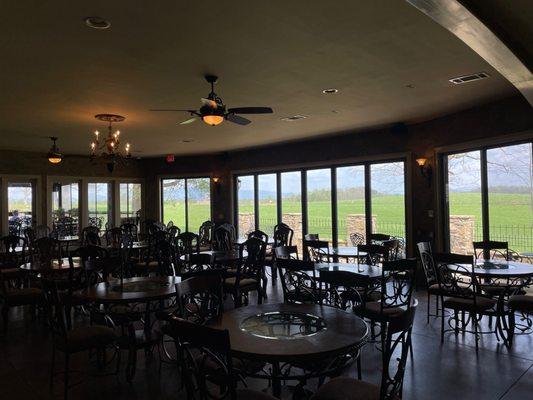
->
xmin=0 ymin=0 xmax=518 ymax=157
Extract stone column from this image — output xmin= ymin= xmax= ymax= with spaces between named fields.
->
xmin=282 ymin=213 xmax=302 ymax=245
xmin=449 ymin=215 xmax=475 ymax=254
xmin=345 ymin=214 xmax=376 ymax=244
xmin=238 ymin=212 xmax=254 ymax=238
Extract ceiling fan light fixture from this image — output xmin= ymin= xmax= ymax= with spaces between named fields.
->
xmin=202 ymin=114 xmax=224 ymax=126
xmin=47 ymin=137 xmax=63 ymax=164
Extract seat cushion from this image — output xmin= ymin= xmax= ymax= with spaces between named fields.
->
xmin=3 ymin=287 xmax=42 ymax=306
xmin=354 ymin=301 xmax=406 ymax=321
xmin=428 ymin=283 xmax=444 ymax=295
xmin=509 ymin=295 xmax=533 ymax=312
xmin=57 ymin=325 xmax=116 ymax=353
xmin=313 ymin=377 xmax=383 ymax=400
xmin=223 ymin=277 xmax=259 ymax=290
xmin=443 ymin=296 xmax=496 ymax=312
xmin=236 ymin=389 xmax=277 ymax=400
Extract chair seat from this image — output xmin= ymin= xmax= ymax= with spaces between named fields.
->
xmin=443 ymin=296 xmax=496 ymax=312
xmin=509 ymin=295 xmax=533 ymax=312
xmin=312 ymin=377 xmax=395 ymax=400
xmin=3 ymin=287 xmax=42 ymax=306
xmin=428 ymin=283 xmax=445 ymax=295
xmin=236 ymin=389 xmax=277 ymax=399
xmin=287 ymin=288 xmax=319 ymax=303
xmin=223 ymin=277 xmax=259 ymax=291
xmin=57 ymin=325 xmax=116 ymax=353
xmin=354 ymin=301 xmax=406 ymax=321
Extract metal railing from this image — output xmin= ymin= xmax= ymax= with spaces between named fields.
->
xmin=474 ymin=223 xmax=533 ymax=253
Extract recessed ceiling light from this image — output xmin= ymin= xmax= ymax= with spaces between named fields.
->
xmin=84 ymin=16 xmax=111 ymax=30
xmin=449 ymin=72 xmax=490 ymax=85
xmin=280 ymin=115 xmax=307 ymax=122
xmin=322 ymin=88 xmax=339 ymax=94
xmin=405 ymin=84 xmax=415 ymax=89
xmin=181 ymin=138 xmax=195 ymax=143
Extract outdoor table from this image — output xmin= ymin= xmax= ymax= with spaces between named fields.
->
xmin=209 ymin=303 xmax=368 ymax=398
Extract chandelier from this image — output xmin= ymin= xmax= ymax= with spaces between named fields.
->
xmin=90 ymin=114 xmax=132 ymax=172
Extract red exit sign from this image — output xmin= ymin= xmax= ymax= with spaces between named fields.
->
xmin=166 ymin=154 xmax=175 ymax=163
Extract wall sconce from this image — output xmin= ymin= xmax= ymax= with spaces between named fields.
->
xmin=212 ymin=177 xmax=220 ymax=184
xmin=416 ymin=157 xmax=432 ymax=186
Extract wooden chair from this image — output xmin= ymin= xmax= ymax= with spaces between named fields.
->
xmin=473 ymin=240 xmax=512 ymax=260
xmin=81 ymin=226 xmax=101 ymax=246
xmin=120 ymin=222 xmax=138 ymax=241
xmin=105 ymin=227 xmax=123 ymax=249
xmin=313 ymin=306 xmax=417 ymax=400
xmin=304 ymin=239 xmax=331 ymax=262
xmin=273 ymin=223 xmax=294 ymax=247
xmin=41 ymin=278 xmax=116 ymax=399
xmin=223 ymin=237 xmax=266 ymax=307
xmin=0 ymin=235 xmax=29 ymax=283
xmin=357 ymin=244 xmax=389 ymax=266
xmin=167 ymin=317 xmax=276 ymax=400
xmin=434 ymin=252 xmax=498 ymax=351
xmin=417 ymin=242 xmax=442 ymax=323
xmin=276 ymin=258 xmax=318 ymax=304
xmin=198 ymin=220 xmax=214 ymax=250
xmin=178 ymin=232 xmax=200 ymax=255
xmin=213 ymin=225 xmax=234 ymax=251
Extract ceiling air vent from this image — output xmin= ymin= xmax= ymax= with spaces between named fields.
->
xmin=280 ymin=115 xmax=307 ymax=122
xmin=449 ymin=72 xmax=490 ymax=85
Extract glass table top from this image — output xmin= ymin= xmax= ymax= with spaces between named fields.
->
xmin=110 ymin=280 xmax=171 ymax=293
xmin=240 ymin=311 xmax=327 ymax=340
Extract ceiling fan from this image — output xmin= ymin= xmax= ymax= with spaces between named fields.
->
xmin=150 ymin=75 xmax=273 ymax=126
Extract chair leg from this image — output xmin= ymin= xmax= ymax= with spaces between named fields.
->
xmin=64 ymin=353 xmax=70 ymax=400
xmin=454 ymin=310 xmax=459 ymax=336
xmin=509 ymin=310 xmax=515 ymax=346
xmin=357 ymin=353 xmax=362 ymax=380
xmin=474 ymin=313 xmax=479 ymax=352
xmin=427 ymin=293 xmax=430 ymax=324
xmin=50 ymin=346 xmax=56 ymax=388
xmin=440 ymin=307 xmax=445 ymax=344
xmin=2 ymin=305 xmax=8 ymax=333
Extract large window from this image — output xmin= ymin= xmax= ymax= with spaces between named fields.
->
xmin=307 ymin=169 xmax=332 ymax=242
xmin=235 ymin=159 xmax=407 ymax=250
xmin=52 ymin=181 xmax=80 ymax=235
xmin=8 ymin=182 xmax=34 ymax=236
xmin=88 ymin=182 xmax=112 ymax=229
xmin=258 ymin=174 xmax=277 ymax=237
xmin=443 ymin=141 xmax=533 ymax=254
xmin=236 ymin=175 xmax=255 ymax=238
xmin=336 ymin=166 xmax=365 ymax=246
xmin=371 ymin=162 xmax=406 ymax=240
xmin=161 ymin=178 xmax=211 ymax=232
xmin=120 ymin=183 xmax=142 ymax=224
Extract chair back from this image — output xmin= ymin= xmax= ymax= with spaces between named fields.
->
xmin=179 ymin=232 xmax=200 ymax=255
xmin=156 ymin=239 xmax=177 ymax=277
xmin=473 ymin=241 xmax=509 ymax=260
xmin=40 ymin=278 xmax=69 ymax=340
xmin=184 ymin=253 xmax=213 ymax=274
xmin=236 ymin=237 xmax=266 ymax=282
xmin=304 ymin=233 xmax=320 ymax=241
xmin=274 ymin=245 xmax=299 ymax=260
xmin=273 ymin=223 xmax=294 ymax=247
xmin=357 ymin=244 xmax=389 ymax=266
xmin=319 ymin=269 xmax=370 ymax=310
xmin=304 ymin=239 xmax=330 ymax=262
xmin=88 ymin=216 xmax=103 ymax=229
xmin=213 ymin=225 xmax=234 ymax=251
xmin=276 ymin=258 xmax=317 ymax=304
xmin=168 ymin=225 xmax=181 ymax=240
xmin=434 ymin=253 xmax=476 ymax=300
xmin=33 ymin=237 xmax=61 ymax=264
xmin=370 ymin=233 xmax=391 ymax=243
xmin=382 ymin=239 xmax=400 ymax=260
xmin=349 ymin=232 xmax=365 ymax=246
xmin=105 ymin=227 xmax=123 ymax=248
xmin=380 ymin=305 xmax=417 ymax=400
xmin=168 ymin=318 xmax=235 ymax=400
xmin=0 ymin=235 xmax=28 ymax=268
xmin=198 ymin=221 xmax=214 ymax=249
xmin=176 ymin=273 xmax=224 ymax=324
xmin=118 ymin=233 xmax=134 ymax=278
xmin=417 ymin=242 xmax=437 ymax=287
xmin=81 ymin=226 xmax=101 ymax=246
xmin=379 ymin=258 xmax=417 ymax=312
xmin=74 ymin=245 xmax=110 ymax=287
xmin=247 ymin=229 xmax=269 ymax=244
xmin=121 ymin=222 xmax=138 ymax=240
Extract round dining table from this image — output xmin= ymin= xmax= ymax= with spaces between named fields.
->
xmin=449 ymin=259 xmax=533 ymax=279
xmin=209 ymin=303 xmax=368 ymax=398
xmin=180 ymin=250 xmax=247 ymax=264
xmin=314 ymin=262 xmax=383 ymax=279
xmin=19 ymin=257 xmax=82 ymax=275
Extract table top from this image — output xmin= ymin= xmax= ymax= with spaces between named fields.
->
xmin=181 ymin=250 xmax=246 ymax=263
xmin=235 ymin=238 xmax=275 ymax=246
xmin=79 ymin=276 xmax=181 ymax=303
xmin=449 ymin=259 xmax=533 ymax=278
xmin=209 ymin=303 xmax=368 ymax=362
xmin=57 ymin=235 xmax=80 ymax=242
xmin=321 ymin=247 xmax=367 ymax=257
xmin=314 ymin=262 xmax=383 ymax=279
xmin=105 ymin=241 xmax=148 ymax=250
xmin=20 ymin=257 xmax=81 ymax=273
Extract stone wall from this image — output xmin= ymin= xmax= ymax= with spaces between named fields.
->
xmin=345 ymin=214 xmax=376 ymax=245
xmin=237 ymin=212 xmax=255 ymax=237
xmin=449 ymin=215 xmax=475 ymax=254
xmin=282 ymin=213 xmax=303 ymax=245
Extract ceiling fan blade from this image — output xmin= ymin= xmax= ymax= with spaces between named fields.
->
xmin=201 ymin=98 xmax=218 ymax=108
xmin=226 ymin=113 xmax=251 ymax=125
xmin=227 ymin=107 xmax=273 ymax=114
xmin=149 ymin=109 xmax=196 ymax=112
xmin=180 ymin=117 xmax=198 ymax=125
